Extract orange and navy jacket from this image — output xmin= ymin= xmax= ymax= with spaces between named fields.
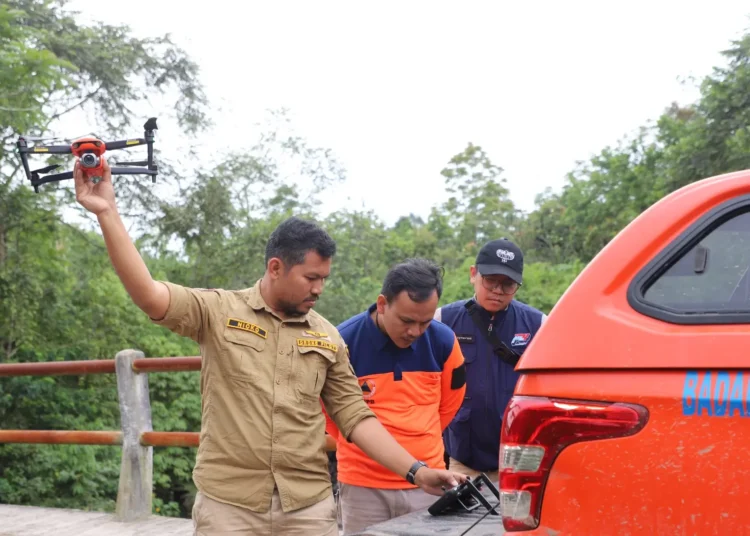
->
xmin=323 ymin=303 xmax=467 ymax=489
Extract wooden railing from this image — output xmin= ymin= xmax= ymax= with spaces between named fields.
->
xmin=0 ymin=349 xmax=337 ymax=522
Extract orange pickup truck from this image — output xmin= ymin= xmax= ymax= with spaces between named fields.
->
xmin=499 ymin=169 xmax=750 ymax=534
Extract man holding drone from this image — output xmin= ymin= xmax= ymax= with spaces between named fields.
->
xmin=73 ymin=156 xmax=466 ymax=536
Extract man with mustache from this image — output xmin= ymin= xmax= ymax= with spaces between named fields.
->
xmin=434 ymin=238 xmax=547 ymax=482
xmin=324 ymin=258 xmax=467 ymax=535
xmin=73 ymin=158 xmax=466 ymax=536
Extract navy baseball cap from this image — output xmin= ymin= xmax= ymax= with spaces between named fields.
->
xmin=475 ymin=238 xmax=524 ymax=284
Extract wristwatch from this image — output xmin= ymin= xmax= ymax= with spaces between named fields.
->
xmin=405 ymin=460 xmax=427 ymax=484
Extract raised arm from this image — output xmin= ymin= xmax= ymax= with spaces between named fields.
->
xmin=74 ymin=157 xmax=169 ymax=320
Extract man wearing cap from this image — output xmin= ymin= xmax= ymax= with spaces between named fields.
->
xmin=434 ymin=238 xmax=547 ymax=481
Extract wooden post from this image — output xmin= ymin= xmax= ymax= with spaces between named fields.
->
xmin=114 ymin=349 xmax=153 ymax=522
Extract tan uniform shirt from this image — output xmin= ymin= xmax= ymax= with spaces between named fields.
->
xmin=151 ymin=279 xmax=375 ymax=513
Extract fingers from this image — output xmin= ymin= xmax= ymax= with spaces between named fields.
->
xmin=441 ymin=470 xmax=467 ymax=487
xmin=101 ymin=155 xmax=112 ymax=182
xmin=73 ymin=158 xmax=85 ymax=191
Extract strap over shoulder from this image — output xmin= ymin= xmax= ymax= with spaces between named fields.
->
xmin=463 ymin=300 xmax=521 ymax=367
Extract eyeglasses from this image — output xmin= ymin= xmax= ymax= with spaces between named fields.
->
xmin=480 ymin=276 xmax=520 ymax=294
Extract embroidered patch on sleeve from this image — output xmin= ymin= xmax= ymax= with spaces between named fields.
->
xmin=226 ymin=318 xmax=268 ymax=339
xmin=297 ymin=338 xmax=338 ymax=352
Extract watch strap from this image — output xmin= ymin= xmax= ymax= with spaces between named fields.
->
xmin=405 ymin=460 xmax=427 ymax=484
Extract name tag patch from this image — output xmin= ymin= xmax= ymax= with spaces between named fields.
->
xmin=456 ymin=334 xmax=475 ymax=344
xmin=297 ymin=338 xmax=338 ymax=352
xmin=226 ymin=318 xmax=268 ymax=339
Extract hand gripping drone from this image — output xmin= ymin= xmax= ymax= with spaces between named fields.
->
xmin=16 ymin=118 xmax=159 ymax=193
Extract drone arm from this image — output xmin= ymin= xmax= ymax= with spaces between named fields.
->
xmin=29 ymin=167 xmax=156 ymax=189
xmin=106 ymin=117 xmax=157 ymax=174
xmin=30 ymin=171 xmax=74 ymax=188
xmin=16 ymin=138 xmax=32 ymax=182
xmin=18 ymin=144 xmax=72 ymax=155
xmin=110 ymin=167 xmax=158 ymax=177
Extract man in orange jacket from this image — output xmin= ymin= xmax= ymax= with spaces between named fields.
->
xmin=324 ymin=258 xmax=467 ymax=534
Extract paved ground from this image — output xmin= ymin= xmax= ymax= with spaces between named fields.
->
xmin=0 ymin=504 xmax=347 ymax=536
xmin=0 ymin=504 xmax=192 ymax=536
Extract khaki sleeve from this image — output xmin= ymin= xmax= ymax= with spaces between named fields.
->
xmin=320 ymin=343 xmax=375 ymax=441
xmin=150 ymin=281 xmax=223 ymax=343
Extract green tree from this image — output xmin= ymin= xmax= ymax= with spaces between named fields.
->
xmin=0 ymin=0 xmax=209 ymax=518
xmin=435 ymin=143 xmax=518 ymax=259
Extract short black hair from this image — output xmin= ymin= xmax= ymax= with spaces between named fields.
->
xmin=265 ymin=217 xmax=337 ymax=268
xmin=381 ymin=258 xmax=444 ymax=303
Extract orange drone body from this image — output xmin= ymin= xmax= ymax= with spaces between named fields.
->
xmin=71 ymin=136 xmax=106 ymax=176
xmin=71 ymin=136 xmax=107 ymax=156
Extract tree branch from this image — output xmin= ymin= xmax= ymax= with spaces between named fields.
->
xmin=45 ymin=83 xmax=106 ymax=126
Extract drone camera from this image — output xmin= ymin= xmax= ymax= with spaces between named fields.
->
xmin=80 ymin=153 xmax=100 ymax=168
xmin=71 ymin=137 xmax=107 ymax=177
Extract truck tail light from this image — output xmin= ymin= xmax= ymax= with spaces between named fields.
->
xmin=499 ymin=395 xmax=649 ymax=531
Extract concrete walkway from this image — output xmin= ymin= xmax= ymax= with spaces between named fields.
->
xmin=0 ymin=504 xmax=193 ymax=536
xmin=0 ymin=504 xmax=347 ymax=536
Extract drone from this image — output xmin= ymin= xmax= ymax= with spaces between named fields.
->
xmin=16 ymin=117 xmax=159 ymax=193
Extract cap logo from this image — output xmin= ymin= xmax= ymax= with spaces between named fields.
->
xmin=496 ymin=249 xmax=515 ymax=263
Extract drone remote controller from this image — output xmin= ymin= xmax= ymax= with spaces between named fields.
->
xmin=15 ymin=117 xmax=159 ymax=193
xmin=428 ymin=473 xmax=500 ymax=517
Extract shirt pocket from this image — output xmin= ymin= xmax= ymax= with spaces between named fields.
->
xmin=401 ymin=372 xmax=441 ymax=406
xmin=457 ymin=338 xmax=478 ymax=365
xmin=293 ymin=344 xmax=335 ymax=403
xmin=221 ymin=324 xmax=267 ymax=381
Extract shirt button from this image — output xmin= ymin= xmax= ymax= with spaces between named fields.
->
xmin=276 ymin=379 xmax=281 ymax=385
xmin=273 ymin=437 xmax=279 ymax=444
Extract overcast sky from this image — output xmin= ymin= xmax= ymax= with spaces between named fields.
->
xmin=62 ymin=1 xmax=750 ymax=226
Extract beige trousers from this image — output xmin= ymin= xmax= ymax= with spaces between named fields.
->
xmin=448 ymin=457 xmax=499 ymax=483
xmin=192 ymin=490 xmax=338 ymax=536
xmin=338 ymin=482 xmax=435 ymax=535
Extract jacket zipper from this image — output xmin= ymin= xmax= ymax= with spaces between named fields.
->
xmin=486 ymin=315 xmax=494 ymax=411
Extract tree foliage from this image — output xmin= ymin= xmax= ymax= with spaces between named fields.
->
xmin=2 ymin=1 xmax=750 ymax=518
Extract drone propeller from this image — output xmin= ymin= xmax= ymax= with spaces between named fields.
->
xmin=21 ymin=136 xmax=64 ymax=142
xmin=20 ymin=132 xmax=94 ymax=143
